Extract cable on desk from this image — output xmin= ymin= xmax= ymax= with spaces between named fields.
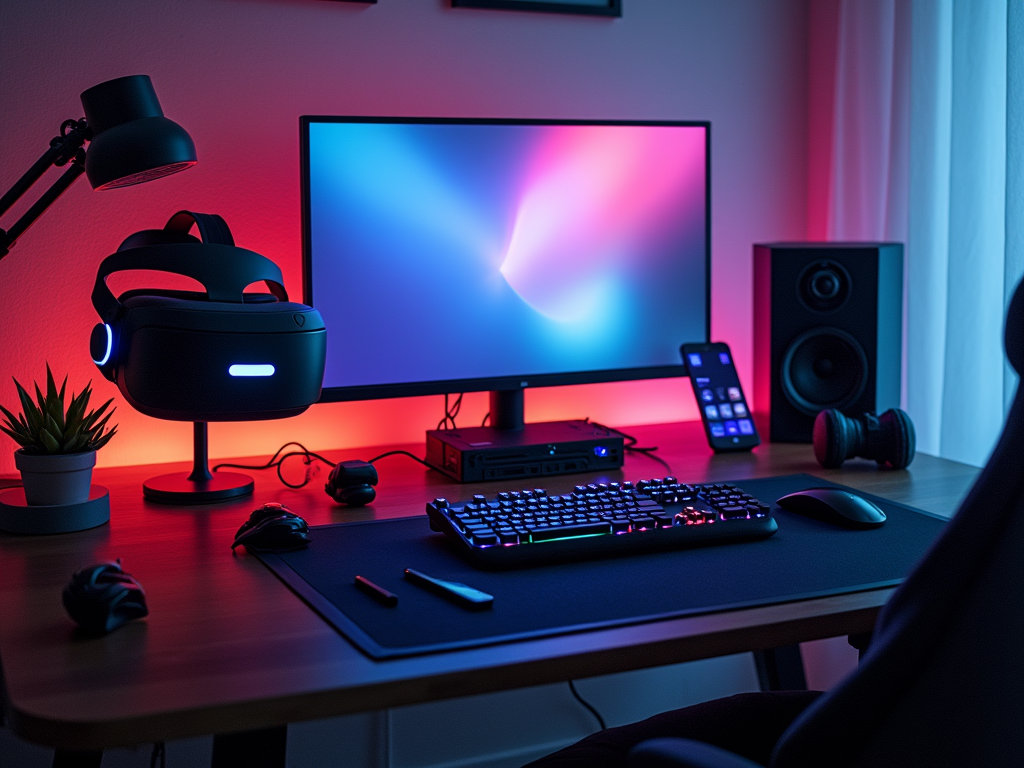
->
xmin=367 ymin=449 xmax=433 ymax=470
xmin=568 ymin=680 xmax=607 ymax=731
xmin=214 ymin=442 xmax=336 ymax=489
xmin=214 ymin=443 xmax=433 ymax=490
xmin=585 ymin=419 xmax=674 ymax=475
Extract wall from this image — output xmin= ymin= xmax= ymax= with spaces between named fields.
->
xmin=0 ymin=0 xmax=808 ymax=475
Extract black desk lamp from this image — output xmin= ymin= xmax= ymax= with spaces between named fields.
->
xmin=0 ymin=75 xmax=196 ymax=259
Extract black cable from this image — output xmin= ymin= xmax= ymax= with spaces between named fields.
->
xmin=626 ymin=446 xmax=673 ymax=474
xmin=213 ymin=442 xmax=433 ymax=491
xmin=367 ymin=449 xmax=433 ymax=469
xmin=585 ymin=419 xmax=674 ymax=474
xmin=437 ymin=392 xmax=464 ymax=430
xmin=150 ymin=741 xmax=166 ymax=768
xmin=481 ymin=411 xmax=490 ymax=427
xmin=567 ymin=680 xmax=606 ymax=730
xmin=213 ymin=442 xmax=337 ymax=489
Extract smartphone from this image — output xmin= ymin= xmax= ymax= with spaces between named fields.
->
xmin=681 ymin=342 xmax=760 ymax=452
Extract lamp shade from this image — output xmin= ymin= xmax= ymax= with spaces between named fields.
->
xmin=80 ymin=75 xmax=197 ymax=190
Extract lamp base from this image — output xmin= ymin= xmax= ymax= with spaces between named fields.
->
xmin=143 ymin=471 xmax=253 ymax=504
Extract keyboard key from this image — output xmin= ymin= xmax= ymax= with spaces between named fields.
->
xmin=719 ymin=505 xmax=749 ymax=519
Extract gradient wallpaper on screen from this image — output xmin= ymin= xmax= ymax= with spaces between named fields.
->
xmin=307 ymin=120 xmax=708 ymax=391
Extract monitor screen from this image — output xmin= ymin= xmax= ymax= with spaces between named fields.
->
xmin=302 ymin=117 xmax=709 ymax=402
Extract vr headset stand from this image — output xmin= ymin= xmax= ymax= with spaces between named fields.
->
xmin=143 ymin=422 xmax=254 ymax=504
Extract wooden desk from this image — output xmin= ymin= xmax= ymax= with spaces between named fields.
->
xmin=0 ymin=421 xmax=978 ymax=751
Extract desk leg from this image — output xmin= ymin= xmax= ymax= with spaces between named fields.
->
xmin=52 ymin=751 xmax=102 ymax=768
xmin=753 ymin=645 xmax=807 ymax=691
xmin=848 ymin=631 xmax=873 ymax=661
xmin=211 ymin=726 xmax=287 ymax=768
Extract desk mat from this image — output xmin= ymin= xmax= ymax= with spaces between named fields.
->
xmin=258 ymin=474 xmax=947 ymax=659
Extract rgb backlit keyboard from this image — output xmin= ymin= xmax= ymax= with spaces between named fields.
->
xmin=425 ymin=477 xmax=778 ymax=568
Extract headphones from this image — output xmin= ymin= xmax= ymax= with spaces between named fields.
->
xmin=325 ymin=460 xmax=379 ymax=506
xmin=813 ymin=408 xmax=916 ymax=469
xmin=90 ymin=211 xmax=326 ymax=422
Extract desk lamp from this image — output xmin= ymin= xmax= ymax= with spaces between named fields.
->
xmin=0 ymin=75 xmax=196 ymax=260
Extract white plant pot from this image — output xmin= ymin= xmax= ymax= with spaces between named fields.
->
xmin=14 ymin=449 xmax=96 ymax=506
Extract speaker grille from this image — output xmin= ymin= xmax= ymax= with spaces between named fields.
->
xmin=781 ymin=327 xmax=868 ymax=416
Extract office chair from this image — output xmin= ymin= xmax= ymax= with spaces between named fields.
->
xmin=626 ymin=280 xmax=1024 ymax=766
xmin=528 ymin=279 xmax=1024 ymax=768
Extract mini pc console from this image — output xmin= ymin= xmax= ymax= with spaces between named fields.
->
xmin=426 ymin=417 xmax=624 ymax=483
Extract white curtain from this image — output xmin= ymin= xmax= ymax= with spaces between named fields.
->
xmin=816 ymin=0 xmax=1022 ymax=467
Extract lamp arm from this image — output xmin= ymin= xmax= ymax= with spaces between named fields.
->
xmin=0 ymin=119 xmax=90 ymax=218
xmin=0 ymin=119 xmax=91 ymax=261
xmin=0 ymin=157 xmax=87 ymax=259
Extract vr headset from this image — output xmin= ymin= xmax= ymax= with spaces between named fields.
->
xmin=90 ymin=211 xmax=326 ymax=422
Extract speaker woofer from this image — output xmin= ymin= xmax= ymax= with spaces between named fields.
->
xmin=781 ymin=327 xmax=869 ymax=416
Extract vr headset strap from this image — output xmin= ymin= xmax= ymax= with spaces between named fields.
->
xmin=92 ymin=243 xmax=287 ymax=324
xmin=165 ymin=211 xmax=235 ymax=246
xmin=164 ymin=210 xmax=287 ymax=301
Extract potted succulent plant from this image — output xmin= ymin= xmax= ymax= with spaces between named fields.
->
xmin=1 ymin=365 xmax=117 ymax=506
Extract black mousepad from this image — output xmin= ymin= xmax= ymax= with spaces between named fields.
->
xmin=257 ymin=474 xmax=948 ymax=659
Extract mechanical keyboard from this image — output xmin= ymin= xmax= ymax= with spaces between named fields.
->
xmin=426 ymin=477 xmax=778 ymax=568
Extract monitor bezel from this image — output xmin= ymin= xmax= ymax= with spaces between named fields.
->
xmin=300 ymin=115 xmax=711 ymax=403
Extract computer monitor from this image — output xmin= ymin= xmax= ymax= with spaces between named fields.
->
xmin=301 ymin=117 xmax=709 ymax=478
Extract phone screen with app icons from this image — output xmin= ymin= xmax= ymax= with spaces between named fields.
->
xmin=681 ymin=342 xmax=760 ymax=452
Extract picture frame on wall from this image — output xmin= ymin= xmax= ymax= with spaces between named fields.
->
xmin=452 ymin=0 xmax=621 ymax=17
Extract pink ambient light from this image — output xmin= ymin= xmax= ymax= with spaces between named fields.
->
xmin=499 ymin=126 xmax=704 ymax=323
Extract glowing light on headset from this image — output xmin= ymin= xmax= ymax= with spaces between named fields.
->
xmin=92 ymin=324 xmax=113 ymax=366
xmin=228 ymin=364 xmax=276 ymax=377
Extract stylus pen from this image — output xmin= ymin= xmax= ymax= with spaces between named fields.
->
xmin=403 ymin=568 xmax=494 ymax=610
xmin=354 ymin=575 xmax=398 ymax=607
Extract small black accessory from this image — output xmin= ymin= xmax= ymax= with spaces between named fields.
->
xmin=90 ymin=210 xmax=327 ymax=504
xmin=231 ymin=502 xmax=310 ymax=553
xmin=0 ymin=75 xmax=196 ymax=260
xmin=354 ymin=575 xmax=398 ymax=607
xmin=62 ymin=560 xmax=148 ymax=635
xmin=325 ymin=460 xmax=379 ymax=506
xmin=813 ymin=408 xmax=916 ymax=469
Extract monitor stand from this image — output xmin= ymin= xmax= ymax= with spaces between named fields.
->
xmin=425 ymin=390 xmax=625 ymax=483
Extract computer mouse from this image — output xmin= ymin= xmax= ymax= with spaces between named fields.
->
xmin=62 ymin=560 xmax=149 ymax=635
xmin=775 ymin=487 xmax=887 ymax=529
xmin=231 ymin=502 xmax=311 ymax=553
